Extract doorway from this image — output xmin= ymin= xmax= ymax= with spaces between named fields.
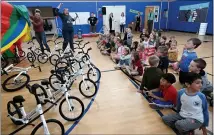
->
xmin=144 ymin=7 xmax=155 ymax=30
xmin=103 ymin=6 xmax=126 ymax=33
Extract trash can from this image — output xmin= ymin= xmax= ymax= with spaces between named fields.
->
xmin=198 ymin=23 xmax=208 ymax=36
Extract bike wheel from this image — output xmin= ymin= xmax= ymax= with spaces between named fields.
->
xmin=31 ymin=119 xmax=64 ymax=135
xmin=79 ymin=79 xmax=98 ymax=98
xmin=35 ymin=85 xmax=48 ymax=105
xmin=37 ymin=53 xmax=49 ymax=64
xmin=27 ymin=52 xmax=36 ymax=63
xmin=7 ymin=101 xmax=23 ymax=125
xmin=49 ymin=73 xmax=73 ymax=91
xmin=49 ymin=54 xmax=59 ymax=66
xmin=59 ymin=96 xmax=84 ymax=121
xmin=87 ymin=67 xmax=101 ymax=83
xmin=2 ymin=74 xmax=30 ymax=92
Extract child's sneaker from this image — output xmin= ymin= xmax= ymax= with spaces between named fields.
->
xmin=149 ymin=103 xmax=164 ymax=110
xmin=114 ymin=64 xmax=121 ymax=69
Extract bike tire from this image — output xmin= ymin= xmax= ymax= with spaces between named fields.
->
xmin=7 ymin=101 xmax=23 ymax=125
xmin=79 ymin=79 xmax=98 ymax=98
xmin=35 ymin=85 xmax=49 ymax=105
xmin=27 ymin=52 xmax=36 ymax=63
xmin=59 ymin=96 xmax=84 ymax=121
xmin=2 ymin=73 xmax=30 ymax=92
xmin=31 ymin=119 xmax=65 ymax=135
xmin=49 ymin=54 xmax=59 ymax=66
xmin=87 ymin=67 xmax=101 ymax=83
xmin=37 ymin=53 xmax=49 ymax=64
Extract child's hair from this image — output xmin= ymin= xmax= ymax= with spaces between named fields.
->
xmin=193 ymin=58 xmax=207 ymax=70
xmin=124 ymin=47 xmax=130 ymax=54
xmin=117 ymin=38 xmax=124 ymax=45
xmin=187 ymin=38 xmax=202 ymax=49
xmin=145 ymin=34 xmax=150 ymax=39
xmin=185 ymin=72 xmax=202 ymax=85
xmin=133 ymin=52 xmax=140 ymax=61
xmin=138 ymin=44 xmax=145 ymax=51
xmin=171 ymin=40 xmax=177 ymax=45
xmin=162 ymin=73 xmax=176 ymax=84
xmin=148 ymin=55 xmax=160 ymax=66
xmin=161 ymin=36 xmax=167 ymax=41
xmin=133 ymin=41 xmax=139 ymax=46
xmin=157 ymin=31 xmax=162 ymax=37
xmin=128 ymin=26 xmax=132 ymax=31
xmin=157 ymin=46 xmax=168 ymax=56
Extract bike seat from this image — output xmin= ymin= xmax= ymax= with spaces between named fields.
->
xmin=28 ymin=47 xmax=32 ymax=50
xmin=55 ymin=49 xmax=62 ymax=52
xmin=50 ymin=70 xmax=55 ymax=74
xmin=13 ymin=95 xmax=25 ymax=103
xmin=41 ymin=80 xmax=49 ymax=86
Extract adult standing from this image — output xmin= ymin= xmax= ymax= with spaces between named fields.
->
xmin=29 ymin=9 xmax=50 ymax=53
xmin=135 ymin=12 xmax=142 ymax=32
xmin=88 ymin=12 xmax=98 ymax=33
xmin=147 ymin=9 xmax=155 ymax=35
xmin=120 ymin=12 xmax=126 ymax=33
xmin=109 ymin=13 xmax=114 ymax=32
xmin=55 ymin=3 xmax=78 ymax=52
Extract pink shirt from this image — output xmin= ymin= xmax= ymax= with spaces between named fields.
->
xmin=138 ymin=51 xmax=147 ymax=62
xmin=117 ymin=46 xmax=125 ymax=57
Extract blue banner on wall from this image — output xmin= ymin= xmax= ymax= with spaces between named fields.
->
xmin=179 ymin=2 xmax=209 ymax=22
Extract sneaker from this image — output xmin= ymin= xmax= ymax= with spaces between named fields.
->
xmin=149 ymin=103 xmax=164 ymax=110
xmin=114 ymin=64 xmax=121 ymax=69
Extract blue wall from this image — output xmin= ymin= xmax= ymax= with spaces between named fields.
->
xmin=9 ymin=2 xmax=168 ymax=34
xmin=168 ymin=1 xmax=213 ymax=34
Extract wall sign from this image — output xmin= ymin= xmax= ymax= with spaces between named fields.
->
xmin=129 ymin=9 xmax=143 ymax=15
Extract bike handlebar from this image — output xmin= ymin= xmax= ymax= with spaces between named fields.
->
xmin=74 ymin=42 xmax=90 ymax=50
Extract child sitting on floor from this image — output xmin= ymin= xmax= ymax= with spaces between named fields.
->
xmin=145 ymin=33 xmax=156 ymax=56
xmin=126 ymin=27 xmax=133 ymax=48
xmin=138 ymin=55 xmax=163 ymax=93
xmin=140 ymin=28 xmax=148 ymax=43
xmin=168 ymin=40 xmax=179 ymax=74
xmin=166 ymin=36 xmax=176 ymax=48
xmin=148 ymin=73 xmax=177 ymax=110
xmin=142 ymin=34 xmax=150 ymax=48
xmin=159 ymin=36 xmax=167 ymax=47
xmin=111 ymin=38 xmax=125 ymax=63
xmin=101 ymin=37 xmax=111 ymax=55
xmin=156 ymin=46 xmax=169 ymax=73
xmin=162 ymin=72 xmax=209 ymax=135
xmin=115 ymin=47 xmax=131 ymax=69
xmin=136 ymin=44 xmax=147 ymax=65
xmin=131 ymin=41 xmax=139 ymax=52
xmin=189 ymin=58 xmax=213 ymax=105
xmin=125 ymin=52 xmax=144 ymax=76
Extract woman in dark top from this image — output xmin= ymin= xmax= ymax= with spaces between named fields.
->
xmin=55 ymin=3 xmax=78 ymax=51
xmin=109 ymin=13 xmax=114 ymax=32
xmin=29 ymin=9 xmax=50 ymax=53
xmin=135 ymin=12 xmax=142 ymax=32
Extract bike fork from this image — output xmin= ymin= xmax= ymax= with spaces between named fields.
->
xmin=65 ymin=92 xmax=73 ymax=112
xmin=38 ymin=104 xmax=50 ymax=135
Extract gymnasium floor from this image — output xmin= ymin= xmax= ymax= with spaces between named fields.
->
xmin=1 ymin=31 xmax=213 ymax=134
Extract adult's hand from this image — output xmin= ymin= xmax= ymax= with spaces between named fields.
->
xmin=57 ymin=3 xmax=63 ymax=9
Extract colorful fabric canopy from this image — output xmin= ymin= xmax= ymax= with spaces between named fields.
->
xmin=1 ymin=1 xmax=31 ymax=53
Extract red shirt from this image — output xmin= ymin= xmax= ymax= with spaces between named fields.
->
xmin=138 ymin=51 xmax=147 ymax=62
xmin=132 ymin=59 xmax=143 ymax=75
xmin=30 ymin=15 xmax=44 ymax=32
xmin=161 ymin=85 xmax=177 ymax=105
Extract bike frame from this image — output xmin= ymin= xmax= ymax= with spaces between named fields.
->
xmin=8 ymin=103 xmax=50 ymax=134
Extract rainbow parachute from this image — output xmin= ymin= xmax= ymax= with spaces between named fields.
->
xmin=1 ymin=1 xmax=31 ymax=55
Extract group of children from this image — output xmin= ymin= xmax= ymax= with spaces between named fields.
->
xmin=96 ymin=28 xmax=213 ymax=134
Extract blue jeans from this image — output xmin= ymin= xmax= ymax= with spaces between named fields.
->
xmin=62 ymin=29 xmax=74 ymax=51
xmin=119 ymin=59 xmax=130 ymax=66
xmin=35 ymin=31 xmax=50 ymax=53
xmin=152 ymin=91 xmax=174 ymax=107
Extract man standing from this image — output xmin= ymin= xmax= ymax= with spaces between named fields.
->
xmin=88 ymin=12 xmax=98 ymax=33
xmin=147 ymin=9 xmax=155 ymax=35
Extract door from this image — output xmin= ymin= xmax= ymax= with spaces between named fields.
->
xmin=144 ymin=7 xmax=154 ymax=29
xmin=103 ymin=6 xmax=126 ymax=33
